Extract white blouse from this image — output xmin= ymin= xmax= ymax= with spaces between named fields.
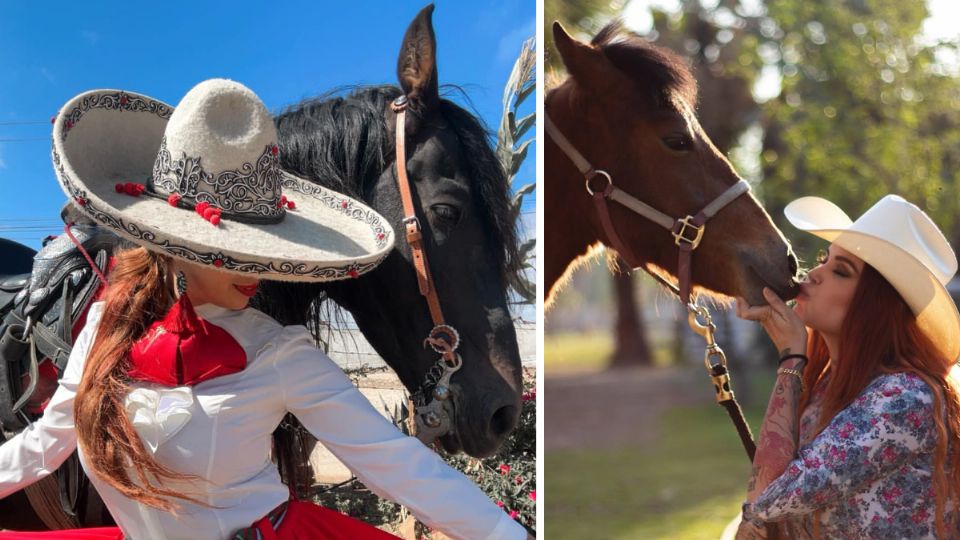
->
xmin=0 ymin=302 xmax=525 ymax=540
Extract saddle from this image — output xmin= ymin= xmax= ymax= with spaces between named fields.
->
xmin=0 ymin=222 xmax=117 ymax=527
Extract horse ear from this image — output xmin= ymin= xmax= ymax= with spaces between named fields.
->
xmin=397 ymin=4 xmax=440 ymax=114
xmin=553 ymin=22 xmax=607 ymax=87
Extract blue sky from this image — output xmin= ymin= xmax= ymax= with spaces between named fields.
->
xmin=0 ymin=0 xmax=536 ymax=249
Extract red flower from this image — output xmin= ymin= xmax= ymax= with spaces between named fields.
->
xmin=881 ymin=386 xmax=902 ymax=397
xmin=882 ymin=485 xmax=902 ymax=503
xmin=286 ymin=200 xmax=296 ymax=210
xmin=167 ymin=193 xmax=182 ymax=207
xmin=529 ymin=490 xmax=536 ymax=502
xmin=509 ymin=510 xmax=518 ymax=519
xmin=514 ymin=475 xmax=523 ymax=485
xmin=495 ymin=501 xmax=505 ymax=508
xmin=348 ymin=269 xmax=359 ymax=279
xmin=498 ymin=464 xmax=511 ymax=475
xmin=271 ymin=145 xmax=279 ymax=156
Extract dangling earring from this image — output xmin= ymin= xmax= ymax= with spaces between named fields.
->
xmin=168 ymin=269 xmax=200 ymax=333
xmin=175 ymin=271 xmax=188 ymax=297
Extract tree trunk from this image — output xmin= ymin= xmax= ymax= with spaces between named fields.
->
xmin=609 ymin=266 xmax=652 ymax=368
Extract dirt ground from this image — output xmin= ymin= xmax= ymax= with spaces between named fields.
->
xmin=545 ymin=365 xmax=716 ymax=452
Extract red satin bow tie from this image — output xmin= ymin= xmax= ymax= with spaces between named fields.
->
xmin=127 ymin=294 xmax=247 ymax=386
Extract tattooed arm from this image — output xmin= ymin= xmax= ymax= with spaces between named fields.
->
xmin=734 ymin=355 xmax=806 ymax=539
xmin=748 ymin=355 xmax=806 ymax=499
xmin=734 ymin=289 xmax=808 ymax=538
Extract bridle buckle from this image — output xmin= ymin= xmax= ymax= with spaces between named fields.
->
xmin=402 ymin=215 xmax=421 ymax=232
xmin=673 ymin=215 xmax=705 ymax=249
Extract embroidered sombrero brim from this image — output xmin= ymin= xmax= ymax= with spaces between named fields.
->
xmin=51 ymin=88 xmax=394 ymax=282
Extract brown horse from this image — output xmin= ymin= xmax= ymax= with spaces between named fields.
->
xmin=546 ymin=22 xmax=800 ymax=308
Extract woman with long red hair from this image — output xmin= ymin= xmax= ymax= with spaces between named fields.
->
xmin=734 ymin=195 xmax=960 ymax=538
xmin=0 ymin=79 xmax=529 ymax=540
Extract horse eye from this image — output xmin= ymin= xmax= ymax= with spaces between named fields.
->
xmin=662 ymin=134 xmax=694 ymax=152
xmin=431 ymin=204 xmax=461 ymax=226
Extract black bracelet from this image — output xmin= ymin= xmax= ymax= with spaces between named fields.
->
xmin=779 ymin=353 xmax=808 ymax=366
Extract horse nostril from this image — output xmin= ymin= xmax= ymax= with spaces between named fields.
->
xmin=488 ymin=404 xmax=519 ymax=439
xmin=788 ymin=252 xmax=799 ymax=276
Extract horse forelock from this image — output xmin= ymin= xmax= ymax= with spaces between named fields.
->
xmin=591 ymin=20 xmax=698 ymax=110
xmin=274 ymin=85 xmax=522 ymax=294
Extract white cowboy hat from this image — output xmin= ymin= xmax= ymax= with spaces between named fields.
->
xmin=785 ymin=194 xmax=960 ymax=363
xmin=51 ymin=78 xmax=394 ymax=282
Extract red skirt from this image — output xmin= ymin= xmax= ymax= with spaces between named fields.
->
xmin=239 ymin=500 xmax=401 ymax=540
xmin=0 ymin=528 xmax=123 ymax=539
xmin=0 ymin=502 xmax=399 ymax=540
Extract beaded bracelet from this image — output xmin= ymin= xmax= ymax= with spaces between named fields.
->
xmin=777 ymin=367 xmax=806 ymax=393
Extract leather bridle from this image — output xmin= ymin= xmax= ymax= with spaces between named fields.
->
xmin=546 ymin=111 xmax=758 ymax=459
xmin=390 ymin=96 xmax=463 ymax=444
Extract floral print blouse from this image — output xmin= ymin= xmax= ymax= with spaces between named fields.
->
xmin=742 ymin=371 xmax=957 ymax=539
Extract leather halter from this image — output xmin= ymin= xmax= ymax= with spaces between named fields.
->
xmin=545 ymin=113 xmax=749 ymax=306
xmin=390 ymin=96 xmax=462 ymax=385
xmin=546 ymin=111 xmax=760 ymax=461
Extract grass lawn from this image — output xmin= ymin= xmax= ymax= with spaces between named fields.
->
xmin=545 ymin=402 xmax=766 ymax=539
xmin=544 ymin=332 xmax=613 ymax=372
xmin=544 ymin=331 xmax=679 ymax=372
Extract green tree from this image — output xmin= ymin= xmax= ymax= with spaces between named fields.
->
xmin=545 ymin=0 xmax=627 ymax=72
xmin=758 ymin=0 xmax=960 ymax=251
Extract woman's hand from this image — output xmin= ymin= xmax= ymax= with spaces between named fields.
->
xmin=736 ymin=287 xmax=807 ymax=357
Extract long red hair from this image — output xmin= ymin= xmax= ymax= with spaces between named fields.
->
xmin=801 ymin=263 xmax=960 ymax=537
xmin=74 ymin=246 xmax=205 ymax=512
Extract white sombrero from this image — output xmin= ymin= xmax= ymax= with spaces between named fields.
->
xmin=51 ymin=78 xmax=394 ymax=282
xmin=785 ymin=195 xmax=960 ymax=363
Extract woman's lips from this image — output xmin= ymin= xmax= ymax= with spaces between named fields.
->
xmin=233 ymin=283 xmax=259 ymax=297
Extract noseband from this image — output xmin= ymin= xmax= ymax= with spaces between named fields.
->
xmin=546 ymin=112 xmax=758 ymax=459
xmin=390 ymin=96 xmax=462 ymax=445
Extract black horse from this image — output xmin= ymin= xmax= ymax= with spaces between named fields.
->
xmin=257 ymin=5 xmax=524 ymax=458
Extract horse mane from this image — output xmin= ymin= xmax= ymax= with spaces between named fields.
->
xmin=257 ymin=86 xmax=522 ymax=330
xmin=591 ymin=20 xmax=698 ymax=108
xmin=274 ymin=84 xmax=521 ymax=289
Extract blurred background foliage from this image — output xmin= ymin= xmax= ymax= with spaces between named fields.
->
xmin=544 ymin=1 xmax=960 ymax=538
